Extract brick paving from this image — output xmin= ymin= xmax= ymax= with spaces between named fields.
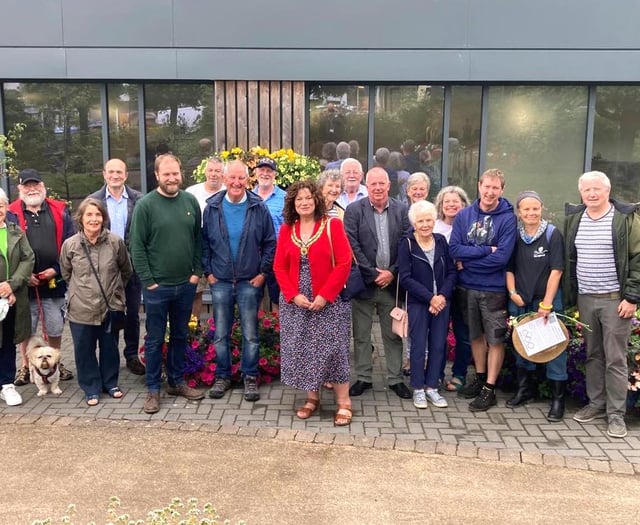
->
xmin=1 ymin=318 xmax=638 ymax=476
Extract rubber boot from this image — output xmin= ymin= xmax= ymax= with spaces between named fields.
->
xmin=547 ymin=380 xmax=566 ymax=422
xmin=505 ymin=368 xmax=536 ymax=408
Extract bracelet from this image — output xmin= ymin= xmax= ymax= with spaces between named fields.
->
xmin=508 ymin=289 xmax=517 ymax=296
xmin=538 ymin=302 xmax=553 ymax=311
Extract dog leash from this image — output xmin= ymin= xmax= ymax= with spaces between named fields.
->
xmin=34 ymin=286 xmax=49 ymax=343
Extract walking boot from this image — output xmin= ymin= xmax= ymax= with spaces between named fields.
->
xmin=505 ymin=368 xmax=536 ymax=408
xmin=547 ymin=380 xmax=566 ymax=422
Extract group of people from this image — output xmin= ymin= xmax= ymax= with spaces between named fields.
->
xmin=0 ymin=152 xmax=637 ymax=440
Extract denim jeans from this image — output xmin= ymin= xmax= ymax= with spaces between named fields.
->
xmin=210 ymin=280 xmax=263 ymax=379
xmin=142 ymin=282 xmax=196 ymax=392
xmin=69 ymin=320 xmax=119 ymax=396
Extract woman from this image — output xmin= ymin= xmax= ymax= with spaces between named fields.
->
xmin=60 ymin=198 xmax=132 ymax=406
xmin=398 ymin=201 xmax=456 ymax=409
xmin=0 ymin=189 xmax=34 ymax=407
xmin=433 ymin=186 xmax=472 ymax=392
xmin=318 ymin=169 xmax=345 ymax=219
xmin=273 ymin=180 xmax=353 ymax=425
xmin=506 ymin=191 xmax=566 ymax=422
xmin=400 ymin=172 xmax=431 ymax=206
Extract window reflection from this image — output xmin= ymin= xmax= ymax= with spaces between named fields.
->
xmin=3 ymin=82 xmax=103 ymax=205
xmin=308 ymin=84 xmax=369 ymax=171
xmin=485 ymin=86 xmax=588 ymax=223
xmin=593 ymin=86 xmax=640 ymax=204
xmin=373 ymin=85 xmax=444 ymax=201
xmin=107 ymin=83 xmax=141 ymax=191
xmin=144 ymin=83 xmax=214 ymax=190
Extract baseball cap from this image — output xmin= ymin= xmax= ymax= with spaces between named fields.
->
xmin=256 ymin=158 xmax=276 ymax=171
xmin=18 ymin=169 xmax=43 ymax=185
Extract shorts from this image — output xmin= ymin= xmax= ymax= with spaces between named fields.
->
xmin=196 ymin=276 xmax=208 ymax=294
xmin=456 ymin=287 xmax=507 ymax=345
xmin=30 ymin=297 xmax=66 ymax=338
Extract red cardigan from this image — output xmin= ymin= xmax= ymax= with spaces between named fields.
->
xmin=274 ymin=218 xmax=352 ymax=303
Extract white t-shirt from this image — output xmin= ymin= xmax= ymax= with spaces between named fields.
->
xmin=186 ymin=182 xmax=225 ymax=217
xmin=434 ymin=219 xmax=453 ymax=242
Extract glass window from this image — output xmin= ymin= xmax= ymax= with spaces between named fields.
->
xmin=592 ymin=86 xmax=640 ymax=204
xmin=3 ymin=82 xmax=103 ymax=205
xmin=308 ymin=84 xmax=369 ymax=172
xmin=448 ymin=85 xmax=482 ymax=199
xmin=485 ymin=86 xmax=588 ymax=223
xmin=373 ymin=85 xmax=444 ymax=201
xmin=144 ymin=83 xmax=214 ymax=190
xmin=107 ymin=83 xmax=141 ymax=191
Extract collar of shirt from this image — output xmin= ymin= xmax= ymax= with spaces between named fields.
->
xmin=106 ymin=186 xmax=129 ymax=202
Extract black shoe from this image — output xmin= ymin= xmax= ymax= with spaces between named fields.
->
xmin=469 ymin=386 xmax=497 ymax=412
xmin=389 ymin=383 xmax=412 ymax=399
xmin=349 ymin=380 xmax=372 ymax=396
xmin=505 ymin=368 xmax=536 ymax=408
xmin=126 ymin=357 xmax=146 ymax=376
xmin=458 ymin=375 xmax=484 ymax=399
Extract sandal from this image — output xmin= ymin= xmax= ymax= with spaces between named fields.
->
xmin=107 ymin=387 xmax=124 ymax=399
xmin=86 ymin=394 xmax=99 ymax=406
xmin=296 ymin=398 xmax=319 ymax=419
xmin=445 ymin=376 xmax=465 ymax=392
xmin=334 ymin=405 xmax=353 ymax=427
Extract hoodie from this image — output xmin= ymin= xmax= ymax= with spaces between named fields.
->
xmin=448 ymin=197 xmax=516 ymax=292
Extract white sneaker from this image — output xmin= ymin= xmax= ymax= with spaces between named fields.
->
xmin=1 ymin=383 xmax=22 ymax=406
xmin=425 ymin=388 xmax=448 ymax=408
xmin=413 ymin=389 xmax=428 ymax=409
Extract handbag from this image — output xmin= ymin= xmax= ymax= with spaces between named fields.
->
xmin=390 ymin=278 xmax=408 ymax=338
xmin=81 ymin=240 xmax=127 ymax=333
xmin=327 ymin=218 xmax=366 ymax=300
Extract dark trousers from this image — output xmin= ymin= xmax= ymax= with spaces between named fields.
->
xmin=116 ymin=272 xmax=141 ymax=360
xmin=0 ymin=308 xmax=16 ymax=385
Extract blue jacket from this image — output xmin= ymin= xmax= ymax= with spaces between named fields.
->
xmin=449 ymin=197 xmax=516 ymax=293
xmin=202 ymin=190 xmax=276 ymax=281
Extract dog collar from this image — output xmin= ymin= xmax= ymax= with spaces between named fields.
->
xmin=35 ymin=364 xmax=58 ymax=385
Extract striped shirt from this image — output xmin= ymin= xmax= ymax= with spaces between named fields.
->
xmin=575 ymin=206 xmax=619 ymax=294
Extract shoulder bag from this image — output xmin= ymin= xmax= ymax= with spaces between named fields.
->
xmin=390 ymin=239 xmax=409 ymax=338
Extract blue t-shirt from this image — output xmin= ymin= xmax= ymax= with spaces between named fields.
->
xmin=222 ymin=197 xmax=248 ymax=262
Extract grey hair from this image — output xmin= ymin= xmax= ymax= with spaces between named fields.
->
xmin=434 ymin=185 xmax=470 ymax=220
xmin=387 ymin=151 xmax=405 ymax=171
xmin=374 ymin=147 xmax=390 ymax=164
xmin=408 ymin=200 xmax=437 ymax=226
xmin=336 ymin=141 xmax=351 ymax=160
xmin=318 ymin=169 xmax=344 ymax=192
xmin=578 ymin=170 xmax=611 ymax=191
xmin=0 ymin=188 xmax=8 ymax=205
xmin=223 ymin=159 xmax=249 ymax=176
xmin=340 ymin=158 xmax=363 ymax=174
xmin=406 ymin=172 xmax=431 ymax=191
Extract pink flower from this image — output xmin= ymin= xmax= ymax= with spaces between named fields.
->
xmin=208 ymin=363 xmax=217 ymax=371
xmin=191 ymin=340 xmax=199 ymax=349
xmin=259 ymin=357 xmax=268 ymax=366
xmin=187 ymin=379 xmax=197 ymax=388
xmin=263 ymin=319 xmax=272 ymax=328
xmin=262 ymin=375 xmax=272 ymax=383
xmin=231 ymin=363 xmax=240 ymax=374
xmin=232 ymin=348 xmax=241 ymax=357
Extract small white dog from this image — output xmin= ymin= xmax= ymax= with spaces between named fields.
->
xmin=27 ymin=337 xmax=62 ymax=397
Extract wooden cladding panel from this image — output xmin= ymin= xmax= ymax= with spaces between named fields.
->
xmin=214 ymin=81 xmax=306 ymax=153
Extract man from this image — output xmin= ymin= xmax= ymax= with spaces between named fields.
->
xmin=252 ymin=157 xmax=285 ymax=311
xmin=565 ymin=171 xmax=640 ymax=439
xmin=336 ymin=158 xmax=368 ymax=209
xmin=129 ymin=154 xmax=204 ymax=414
xmin=344 ymin=167 xmax=411 ymax=399
xmin=203 ymin=160 xmax=276 ymax=402
xmin=89 ymin=158 xmax=145 ymax=375
xmin=326 ymin=141 xmax=351 ymax=170
xmin=9 ymin=169 xmax=74 ymax=386
xmin=401 ymin=139 xmax=420 ymax=174
xmin=449 ymin=169 xmax=516 ymax=412
xmin=186 ymin=156 xmax=225 ymax=319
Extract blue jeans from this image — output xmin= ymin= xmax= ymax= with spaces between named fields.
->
xmin=69 ymin=320 xmax=120 ymax=396
xmin=142 ymin=282 xmax=196 ymax=392
xmin=210 ymin=280 xmax=263 ymax=379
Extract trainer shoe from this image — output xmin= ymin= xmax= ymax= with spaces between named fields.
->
xmin=13 ymin=365 xmax=30 ymax=386
xmin=413 ymin=389 xmax=428 ymax=409
xmin=606 ymin=414 xmax=627 ymax=438
xmin=1 ymin=384 xmax=23 ymax=406
xmin=425 ymin=388 xmax=448 ymax=408
xmin=208 ymin=377 xmax=231 ymax=399
xmin=244 ymin=376 xmax=260 ymax=402
xmin=166 ymin=383 xmax=205 ymax=400
xmin=572 ymin=404 xmax=606 ymax=423
xmin=458 ymin=375 xmax=484 ymax=399
xmin=143 ymin=391 xmax=160 ymax=414
xmin=469 ymin=386 xmax=497 ymax=412
xmin=126 ymin=357 xmax=146 ymax=376
xmin=59 ymin=363 xmax=74 ymax=381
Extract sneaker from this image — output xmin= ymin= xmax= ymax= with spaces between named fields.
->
xmin=458 ymin=375 xmax=484 ymax=399
xmin=425 ymin=388 xmax=448 ymax=408
xmin=606 ymin=414 xmax=627 ymax=438
xmin=573 ymin=404 xmax=607 ymax=423
xmin=413 ymin=389 xmax=428 ymax=409
xmin=126 ymin=357 xmax=146 ymax=376
xmin=143 ymin=391 xmax=160 ymax=414
xmin=13 ymin=366 xmax=30 ymax=386
xmin=244 ymin=376 xmax=260 ymax=402
xmin=59 ymin=363 xmax=74 ymax=381
xmin=1 ymin=384 xmax=23 ymax=406
xmin=469 ymin=386 xmax=497 ymax=412
xmin=208 ymin=377 xmax=231 ymax=399
xmin=166 ymin=383 xmax=205 ymax=400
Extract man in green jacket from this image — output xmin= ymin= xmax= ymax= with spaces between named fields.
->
xmin=564 ymin=170 xmax=640 ymax=439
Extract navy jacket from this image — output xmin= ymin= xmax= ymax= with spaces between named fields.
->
xmin=202 ymin=190 xmax=276 ymax=281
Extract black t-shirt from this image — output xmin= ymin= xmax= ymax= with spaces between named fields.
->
xmin=507 ymin=225 xmax=564 ymax=305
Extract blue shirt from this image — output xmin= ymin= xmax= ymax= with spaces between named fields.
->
xmin=253 ymin=185 xmax=286 ymax=236
xmin=105 ymin=187 xmax=129 ymax=240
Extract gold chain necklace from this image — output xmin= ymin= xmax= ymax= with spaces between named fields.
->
xmin=291 ymin=218 xmax=327 ymax=256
